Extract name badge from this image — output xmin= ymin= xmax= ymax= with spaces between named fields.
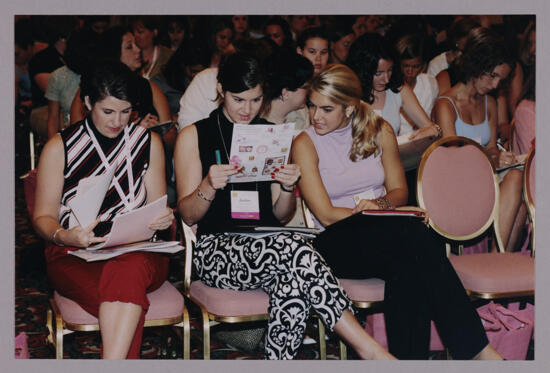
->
xmin=231 ymin=190 xmax=260 ymax=220
xmin=353 ymin=189 xmax=376 ymax=206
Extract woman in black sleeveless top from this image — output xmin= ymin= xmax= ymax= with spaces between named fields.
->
xmin=174 ymin=52 xmax=394 ymax=360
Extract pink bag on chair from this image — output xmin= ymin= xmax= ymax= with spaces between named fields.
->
xmin=477 ymin=301 xmax=534 ymax=360
xmin=15 ymin=332 xmax=29 ymax=359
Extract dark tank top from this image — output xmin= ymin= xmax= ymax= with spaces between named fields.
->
xmin=195 ymin=107 xmax=281 ymax=237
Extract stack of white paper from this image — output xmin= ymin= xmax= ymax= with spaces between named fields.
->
xmin=88 ymin=195 xmax=168 ymax=250
xmin=69 ymin=240 xmax=184 ymax=262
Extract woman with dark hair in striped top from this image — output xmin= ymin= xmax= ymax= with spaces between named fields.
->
xmin=32 ymin=61 xmax=174 ymax=359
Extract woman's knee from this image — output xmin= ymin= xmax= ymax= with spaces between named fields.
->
xmin=101 ymin=253 xmax=169 ymax=290
xmin=501 ymin=169 xmax=523 ymax=192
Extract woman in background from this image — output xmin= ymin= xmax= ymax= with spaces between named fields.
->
xmin=296 ymin=26 xmax=330 ymax=76
xmin=347 ymin=33 xmax=440 ymax=139
xmin=432 ymin=27 xmax=526 ymax=252
xmin=512 ymin=64 xmax=535 ymax=155
xmin=45 ymin=28 xmax=99 ymax=139
xmin=263 ymin=16 xmax=294 ymax=52
xmin=70 ymin=26 xmax=172 ymax=133
xmin=394 ymin=33 xmax=439 ymax=135
xmin=328 ymin=22 xmax=356 ymax=65
xmin=262 ymin=50 xmax=313 ymax=130
xmin=232 ymin=15 xmax=250 ymax=41
xmin=131 ymin=16 xmax=173 ymax=79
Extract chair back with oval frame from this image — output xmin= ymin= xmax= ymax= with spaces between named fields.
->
xmin=416 ymin=136 xmax=534 ymax=301
xmin=417 ymin=136 xmax=503 ymax=253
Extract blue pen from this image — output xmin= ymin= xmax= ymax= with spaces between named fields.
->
xmin=215 ymin=150 xmax=224 ymax=190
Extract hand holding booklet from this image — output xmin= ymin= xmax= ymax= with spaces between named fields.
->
xmin=227 ymin=122 xmax=295 ymax=183
xmin=88 ymin=195 xmax=168 ymax=250
xmin=69 ymin=194 xmax=185 ymax=261
xmin=362 ymin=209 xmax=426 ymax=218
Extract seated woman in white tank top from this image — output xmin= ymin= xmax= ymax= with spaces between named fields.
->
xmin=432 ymin=27 xmax=527 ymax=253
xmin=346 ymin=33 xmax=441 ymax=139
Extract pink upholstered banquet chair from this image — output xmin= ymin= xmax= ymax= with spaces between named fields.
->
xmin=22 ymin=169 xmax=190 ymax=359
xmin=300 ymin=200 xmax=385 ymax=359
xmin=180 ymin=219 xmax=270 ymax=360
xmin=524 ymin=148 xmax=535 ymax=254
xmin=416 ymin=136 xmax=534 ymax=301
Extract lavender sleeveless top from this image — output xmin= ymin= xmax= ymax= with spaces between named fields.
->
xmin=305 ymin=123 xmax=385 ymax=227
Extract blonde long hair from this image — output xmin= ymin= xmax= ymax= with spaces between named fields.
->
xmin=308 ymin=64 xmax=384 ymax=161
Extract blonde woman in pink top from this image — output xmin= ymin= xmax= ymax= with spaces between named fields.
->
xmin=293 ymin=64 xmax=502 ymax=360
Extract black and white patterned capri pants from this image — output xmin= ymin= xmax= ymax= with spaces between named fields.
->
xmin=194 ymin=231 xmax=353 ymax=359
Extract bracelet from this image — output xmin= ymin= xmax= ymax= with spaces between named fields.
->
xmin=381 ymin=196 xmax=393 ymax=210
xmin=433 ymin=124 xmax=442 ymax=138
xmin=52 ymin=227 xmax=65 ymax=246
xmin=374 ymin=198 xmax=387 ymax=210
xmin=280 ymin=184 xmax=295 ymax=193
xmin=375 ymin=197 xmax=393 ymax=210
xmin=197 ymin=187 xmax=214 ymax=202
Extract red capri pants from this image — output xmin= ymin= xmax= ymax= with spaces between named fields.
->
xmin=45 ymin=245 xmax=169 ymax=359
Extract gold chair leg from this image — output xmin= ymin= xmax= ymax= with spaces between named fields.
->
xmin=54 ymin=312 xmax=64 ymax=359
xmin=445 ymin=243 xmax=451 ymax=258
xmin=339 ymin=340 xmax=347 ymax=360
xmin=183 ymin=307 xmax=191 ymax=360
xmin=29 ymin=131 xmax=35 ymax=170
xmin=198 ymin=306 xmax=211 ymax=360
xmin=46 ymin=307 xmax=54 ymax=346
xmin=317 ymin=317 xmax=326 ymax=360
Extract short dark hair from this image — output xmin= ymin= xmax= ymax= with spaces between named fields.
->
xmin=130 ymin=16 xmax=161 ymax=45
xmin=263 ymin=16 xmax=293 ymax=49
xmin=263 ymin=50 xmax=314 ymax=102
xmin=80 ymin=61 xmax=136 ymax=107
xmin=346 ymin=33 xmax=402 ymax=104
xmin=217 ymin=52 xmax=264 ymax=94
xmin=296 ymin=26 xmax=330 ymax=49
xmin=455 ymin=27 xmax=515 ymax=83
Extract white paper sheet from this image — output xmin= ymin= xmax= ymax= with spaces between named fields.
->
xmin=227 ymin=122 xmax=295 ymax=183
xmin=70 ymin=240 xmax=183 ymax=262
xmin=68 ymin=167 xmax=115 ymax=229
xmin=88 ymin=195 xmax=168 ymax=250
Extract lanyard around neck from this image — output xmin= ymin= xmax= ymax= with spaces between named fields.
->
xmin=85 ymin=120 xmax=136 ymax=210
xmin=142 ymin=45 xmax=158 ymax=80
